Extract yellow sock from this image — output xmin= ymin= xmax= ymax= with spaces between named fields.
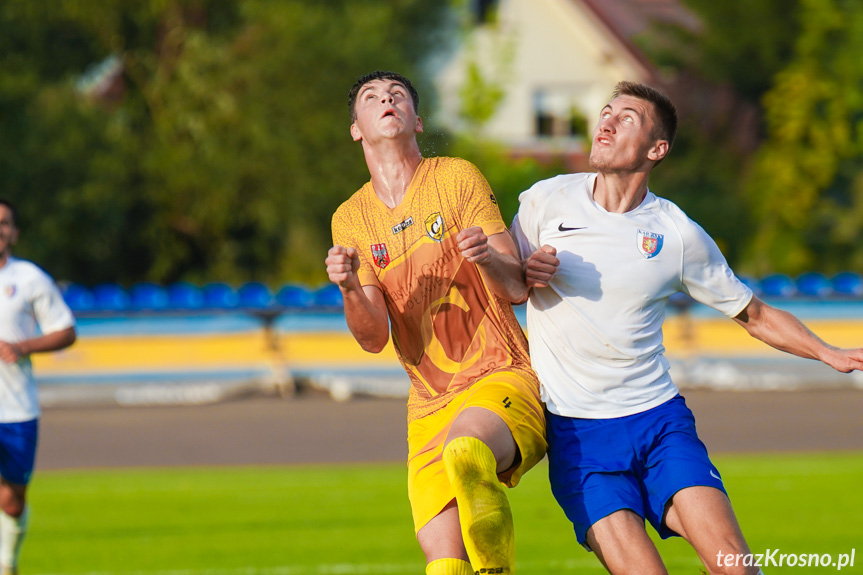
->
xmin=426 ymin=557 xmax=474 ymax=575
xmin=443 ymin=436 xmax=514 ymax=574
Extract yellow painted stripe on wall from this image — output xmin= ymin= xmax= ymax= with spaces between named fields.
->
xmin=32 ymin=319 xmax=862 ymax=376
xmin=34 ymin=332 xmax=400 ymax=375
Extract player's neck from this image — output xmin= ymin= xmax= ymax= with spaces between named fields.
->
xmin=364 ymin=141 xmax=423 ymax=209
xmin=0 ymin=251 xmax=10 ymax=270
xmin=593 ymin=172 xmax=649 ymax=214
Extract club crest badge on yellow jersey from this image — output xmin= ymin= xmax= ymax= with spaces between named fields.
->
xmin=637 ymin=229 xmax=664 ymax=259
xmin=425 ymin=213 xmax=445 ymax=242
xmin=371 ymin=243 xmax=390 ymax=269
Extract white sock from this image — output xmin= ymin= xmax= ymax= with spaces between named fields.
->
xmin=0 ymin=506 xmax=28 ymax=570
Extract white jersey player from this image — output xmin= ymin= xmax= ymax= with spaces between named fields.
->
xmin=513 ymin=81 xmax=863 ymax=575
xmin=0 ymin=199 xmax=76 ymax=575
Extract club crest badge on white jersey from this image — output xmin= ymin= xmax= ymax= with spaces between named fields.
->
xmin=637 ymin=229 xmax=664 ymax=259
xmin=3 ymin=284 xmax=15 ymax=298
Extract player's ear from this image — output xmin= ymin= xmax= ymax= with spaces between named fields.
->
xmin=647 ymin=139 xmax=669 ymax=162
xmin=350 ymin=122 xmax=363 ymax=142
xmin=415 ymin=116 xmax=424 ymax=134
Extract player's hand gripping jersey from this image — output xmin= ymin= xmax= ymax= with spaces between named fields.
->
xmin=332 ymin=157 xmax=533 ymax=421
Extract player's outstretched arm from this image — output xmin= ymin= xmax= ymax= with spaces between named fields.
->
xmin=524 ymin=245 xmax=559 ymax=289
xmin=0 ymin=326 xmax=76 ymax=364
xmin=733 ymin=295 xmax=863 ymax=373
xmin=457 ymin=227 xmax=529 ymax=303
xmin=326 ymin=245 xmax=389 ymax=353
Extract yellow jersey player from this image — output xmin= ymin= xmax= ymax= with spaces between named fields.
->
xmin=326 ymin=71 xmax=546 ymax=575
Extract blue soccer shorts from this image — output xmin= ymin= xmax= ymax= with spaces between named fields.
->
xmin=0 ymin=419 xmax=39 ymax=485
xmin=546 ymin=395 xmax=726 ymax=547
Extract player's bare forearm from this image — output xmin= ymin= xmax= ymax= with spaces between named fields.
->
xmin=342 ymin=285 xmax=390 ymax=353
xmin=734 ymin=296 xmax=863 ymax=372
xmin=459 ymin=228 xmax=529 ymax=303
xmin=479 ymin=248 xmax=529 ymax=303
xmin=0 ymin=326 xmax=76 ymax=363
xmin=326 ymin=245 xmax=390 ymax=352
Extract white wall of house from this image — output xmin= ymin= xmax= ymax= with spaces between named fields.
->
xmin=435 ymin=0 xmax=650 ymax=146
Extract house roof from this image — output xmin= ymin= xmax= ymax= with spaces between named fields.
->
xmin=577 ymin=0 xmax=699 ymax=79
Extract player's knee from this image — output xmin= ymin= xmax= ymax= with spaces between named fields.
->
xmin=443 ymin=436 xmax=496 ymax=479
xmin=0 ymin=488 xmax=25 ymax=518
xmin=0 ymin=497 xmax=24 ymax=518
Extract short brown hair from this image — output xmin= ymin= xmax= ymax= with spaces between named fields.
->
xmin=612 ymin=81 xmax=678 ymax=151
xmin=348 ymin=71 xmax=419 ymax=122
xmin=0 ymin=198 xmax=17 ymax=226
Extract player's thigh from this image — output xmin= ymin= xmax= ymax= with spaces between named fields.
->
xmin=447 ymin=406 xmax=516 ymax=474
xmin=664 ymin=486 xmax=752 ymax=571
xmin=0 ymin=419 xmax=37 ymax=487
xmin=446 ymin=370 xmax=546 ymax=484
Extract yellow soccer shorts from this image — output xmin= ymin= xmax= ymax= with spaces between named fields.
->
xmin=407 ymin=369 xmax=547 ymax=533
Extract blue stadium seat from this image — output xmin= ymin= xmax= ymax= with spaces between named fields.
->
xmin=202 ymin=282 xmax=239 ymax=310
xmin=667 ymin=291 xmax=694 ymax=309
xmin=758 ymin=274 xmax=796 ymax=298
xmin=62 ymin=283 xmax=95 ymax=313
xmin=737 ymin=275 xmax=761 ymax=296
xmin=130 ymin=282 xmax=169 ymax=311
xmin=238 ymin=282 xmax=274 ymax=309
xmin=167 ymin=282 xmax=204 ymax=310
xmin=795 ymin=272 xmax=832 ymax=298
xmin=314 ymin=284 xmax=344 ymax=307
xmin=92 ymin=283 xmax=130 ymax=311
xmin=276 ymin=284 xmax=314 ymax=309
xmin=831 ymin=272 xmax=863 ymax=297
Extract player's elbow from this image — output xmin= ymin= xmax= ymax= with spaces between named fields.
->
xmin=56 ymin=327 xmax=77 ymax=350
xmin=354 ymin=327 xmax=389 ymax=354
xmin=360 ymin=336 xmax=388 ymax=354
xmin=510 ymin=288 xmax=530 ymax=305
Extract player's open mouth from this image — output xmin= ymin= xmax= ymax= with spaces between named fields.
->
xmin=381 ymin=109 xmax=397 ymax=118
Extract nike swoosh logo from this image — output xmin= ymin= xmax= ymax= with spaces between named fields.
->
xmin=558 ymin=224 xmax=587 ymax=232
xmin=710 ymin=469 xmax=722 ymax=481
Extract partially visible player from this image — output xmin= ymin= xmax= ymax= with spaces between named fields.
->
xmin=326 ymin=71 xmax=546 ymax=575
xmin=513 ymin=81 xmax=863 ymax=574
xmin=0 ymin=199 xmax=77 ymax=575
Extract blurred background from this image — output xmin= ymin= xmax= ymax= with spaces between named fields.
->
xmin=0 ymin=0 xmax=863 ymax=403
xmin=1 ymin=0 xmax=859 ymax=402
xmin=3 ymin=1 xmax=862 ymax=573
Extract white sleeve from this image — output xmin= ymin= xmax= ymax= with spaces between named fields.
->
xmin=30 ymin=271 xmax=76 ymax=334
xmin=511 ymin=185 xmax=545 ymax=260
xmin=679 ymin=218 xmax=752 ymax=318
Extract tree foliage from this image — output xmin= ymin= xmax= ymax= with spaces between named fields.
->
xmin=642 ymin=0 xmax=801 ymax=272
xmin=742 ymin=0 xmax=863 ymax=275
xmin=0 ymin=0 xmax=450 ymax=286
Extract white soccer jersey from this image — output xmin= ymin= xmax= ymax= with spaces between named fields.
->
xmin=512 ymin=173 xmax=753 ymax=418
xmin=0 ymin=257 xmax=75 ymax=422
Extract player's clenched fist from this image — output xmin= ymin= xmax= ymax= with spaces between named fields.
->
xmin=457 ymin=226 xmax=490 ymax=265
xmin=0 ymin=341 xmax=21 ymax=364
xmin=326 ymin=245 xmax=360 ymax=289
xmin=525 ymin=245 xmax=559 ymax=288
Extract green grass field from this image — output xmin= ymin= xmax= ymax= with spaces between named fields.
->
xmin=27 ymin=451 xmax=863 ymax=574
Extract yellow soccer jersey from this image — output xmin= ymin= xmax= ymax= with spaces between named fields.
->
xmin=332 ymin=157 xmax=534 ymax=422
